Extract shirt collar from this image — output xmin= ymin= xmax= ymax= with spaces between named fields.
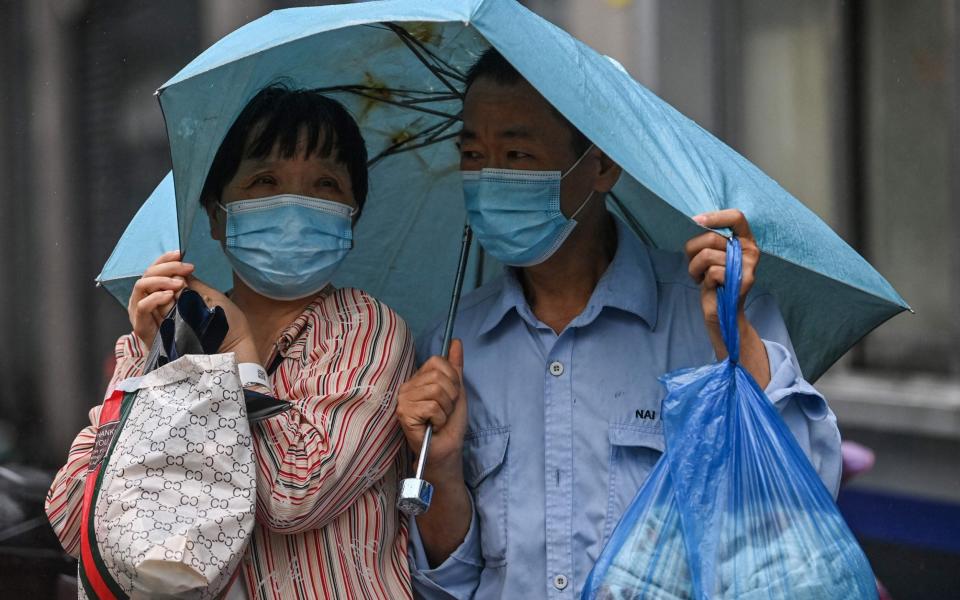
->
xmin=477 ymin=217 xmax=659 ymax=335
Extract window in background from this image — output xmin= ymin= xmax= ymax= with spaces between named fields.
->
xmin=76 ymin=1 xmax=204 ymax=396
xmin=859 ymin=0 xmax=959 ymax=375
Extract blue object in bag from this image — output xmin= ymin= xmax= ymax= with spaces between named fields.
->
xmin=583 ymin=238 xmax=877 ymax=600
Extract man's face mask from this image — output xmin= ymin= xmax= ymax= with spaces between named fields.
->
xmin=461 ymin=144 xmax=595 ymax=267
xmin=218 ymin=194 xmax=354 ymax=300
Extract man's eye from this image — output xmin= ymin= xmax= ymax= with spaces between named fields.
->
xmin=252 ymin=176 xmax=276 ymax=186
xmin=507 ymin=151 xmax=532 ymax=160
xmin=318 ymin=178 xmax=340 ymax=188
xmin=461 ymin=150 xmax=482 ymax=160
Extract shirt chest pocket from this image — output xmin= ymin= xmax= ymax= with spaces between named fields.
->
xmin=463 ymin=428 xmax=510 ymax=568
xmin=604 ymin=424 xmax=665 ymax=542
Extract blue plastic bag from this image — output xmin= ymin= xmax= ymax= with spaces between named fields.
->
xmin=583 ymin=238 xmax=877 ymax=599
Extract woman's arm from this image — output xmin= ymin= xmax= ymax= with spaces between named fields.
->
xmin=44 ymin=333 xmax=149 ymax=555
xmin=253 ymin=292 xmax=415 ymax=534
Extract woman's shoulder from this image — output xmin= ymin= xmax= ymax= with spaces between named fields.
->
xmin=318 ymin=287 xmax=410 ymax=334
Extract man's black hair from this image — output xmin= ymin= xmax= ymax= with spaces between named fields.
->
xmin=201 ymin=85 xmax=368 ymax=214
xmin=464 ymin=48 xmax=591 ymax=156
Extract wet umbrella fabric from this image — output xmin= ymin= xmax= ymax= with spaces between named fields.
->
xmin=97 ymin=0 xmax=908 ymax=381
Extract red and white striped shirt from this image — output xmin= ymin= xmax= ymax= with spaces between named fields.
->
xmin=46 ymin=287 xmax=415 ymax=599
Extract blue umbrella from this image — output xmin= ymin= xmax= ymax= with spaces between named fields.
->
xmin=98 ymin=0 xmax=907 ymax=383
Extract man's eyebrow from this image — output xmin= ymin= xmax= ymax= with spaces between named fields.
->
xmin=457 ymin=127 xmax=536 ymax=140
xmin=500 ymin=127 xmax=534 ymax=139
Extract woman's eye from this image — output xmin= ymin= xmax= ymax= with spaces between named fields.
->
xmin=461 ymin=150 xmax=482 ymax=161
xmin=251 ymin=175 xmax=276 ymax=186
xmin=318 ymin=178 xmax=340 ymax=189
xmin=507 ymin=150 xmax=532 ymax=160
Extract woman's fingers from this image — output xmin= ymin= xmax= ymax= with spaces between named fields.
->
xmin=143 ymin=260 xmax=195 ymax=280
xmin=133 ymin=276 xmax=187 ymax=297
xmin=133 ymin=290 xmax=175 ymax=345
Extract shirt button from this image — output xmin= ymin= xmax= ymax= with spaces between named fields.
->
xmin=553 ymin=574 xmax=569 ymax=590
xmin=548 ymin=361 xmax=564 ymax=376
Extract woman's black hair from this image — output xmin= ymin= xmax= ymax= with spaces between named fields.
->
xmin=201 ymin=85 xmax=368 ymax=214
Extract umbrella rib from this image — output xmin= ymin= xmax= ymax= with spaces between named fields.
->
xmin=385 ymin=23 xmax=465 ymax=96
xmin=400 ymin=94 xmax=462 ymax=105
xmin=321 ymin=86 xmax=461 ymax=120
xmin=314 ymin=85 xmax=460 ymax=106
xmin=424 ymin=117 xmax=460 ymax=142
xmin=387 ymin=26 xmax=468 ymax=84
xmin=368 ymin=130 xmax=459 ymax=167
xmin=315 ymin=85 xmax=453 ymax=98
xmin=383 ymin=22 xmax=468 ymax=80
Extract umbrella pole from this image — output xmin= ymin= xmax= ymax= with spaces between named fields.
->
xmin=398 ymin=223 xmax=473 ymax=516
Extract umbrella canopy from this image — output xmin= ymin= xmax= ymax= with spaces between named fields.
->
xmin=98 ymin=0 xmax=908 ymax=381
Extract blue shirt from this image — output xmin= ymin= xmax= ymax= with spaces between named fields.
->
xmin=408 ymin=219 xmax=841 ymax=600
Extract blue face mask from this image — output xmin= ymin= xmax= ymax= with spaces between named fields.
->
xmin=461 ymin=145 xmax=595 ymax=267
xmin=218 ymin=194 xmax=354 ymax=301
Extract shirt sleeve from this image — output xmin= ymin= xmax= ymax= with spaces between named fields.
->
xmin=406 ymin=325 xmax=485 ymax=598
xmin=44 ymin=333 xmax=148 ymax=556
xmin=408 ymin=493 xmax=484 ymax=599
xmin=252 ymin=296 xmax=416 ymax=534
xmin=746 ymin=292 xmax=843 ymax=497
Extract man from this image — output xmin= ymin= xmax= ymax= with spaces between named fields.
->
xmin=396 ymin=49 xmax=840 ymax=599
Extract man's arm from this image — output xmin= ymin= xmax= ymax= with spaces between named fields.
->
xmin=747 ymin=294 xmax=843 ymax=496
xmin=686 ymin=209 xmax=770 ymax=387
xmin=686 ymin=210 xmax=841 ymax=495
xmin=397 ymin=339 xmax=485 ymax=598
xmin=396 ymin=340 xmax=472 ymax=563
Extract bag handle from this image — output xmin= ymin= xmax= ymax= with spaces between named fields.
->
xmin=717 ymin=237 xmax=742 ymax=364
xmin=141 ymin=289 xmax=290 ymax=423
xmin=143 ymin=289 xmax=228 ymax=374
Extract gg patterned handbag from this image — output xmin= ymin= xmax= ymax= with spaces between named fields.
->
xmin=78 ymin=290 xmax=283 ymax=599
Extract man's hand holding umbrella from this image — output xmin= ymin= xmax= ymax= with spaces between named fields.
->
xmin=396 ymin=339 xmax=470 ymax=566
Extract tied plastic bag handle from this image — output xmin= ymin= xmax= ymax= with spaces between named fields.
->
xmin=716 ymin=236 xmax=742 ymax=364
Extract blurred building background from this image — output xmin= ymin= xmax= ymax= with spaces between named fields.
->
xmin=0 ymin=0 xmax=957 ymax=596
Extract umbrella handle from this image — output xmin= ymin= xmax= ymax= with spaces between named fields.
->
xmin=399 ymin=223 xmax=473 ymax=515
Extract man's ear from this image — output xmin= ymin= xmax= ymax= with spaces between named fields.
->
xmin=593 ymin=150 xmax=622 ymax=194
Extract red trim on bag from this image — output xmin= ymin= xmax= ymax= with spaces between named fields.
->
xmin=79 ymin=388 xmax=125 ymax=600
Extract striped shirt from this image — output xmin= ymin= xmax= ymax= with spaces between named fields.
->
xmin=46 ymin=287 xmax=415 ymax=599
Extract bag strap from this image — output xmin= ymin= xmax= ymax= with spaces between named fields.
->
xmin=78 ymin=389 xmax=133 ymax=599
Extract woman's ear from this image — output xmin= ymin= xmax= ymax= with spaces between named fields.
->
xmin=206 ymin=200 xmax=224 ymax=243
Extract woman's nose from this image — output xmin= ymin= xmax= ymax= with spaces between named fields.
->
xmin=277 ymin=180 xmax=310 ymax=197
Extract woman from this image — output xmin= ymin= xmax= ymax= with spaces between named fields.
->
xmin=46 ymin=86 xmax=415 ymax=599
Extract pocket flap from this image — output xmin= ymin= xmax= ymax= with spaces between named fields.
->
xmin=463 ymin=428 xmax=509 ymax=488
xmin=608 ymin=424 xmax=665 ymax=452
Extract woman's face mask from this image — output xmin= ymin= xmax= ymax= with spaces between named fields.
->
xmin=217 ymin=195 xmax=354 ymax=300
xmin=461 ymin=144 xmax=595 ymax=267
